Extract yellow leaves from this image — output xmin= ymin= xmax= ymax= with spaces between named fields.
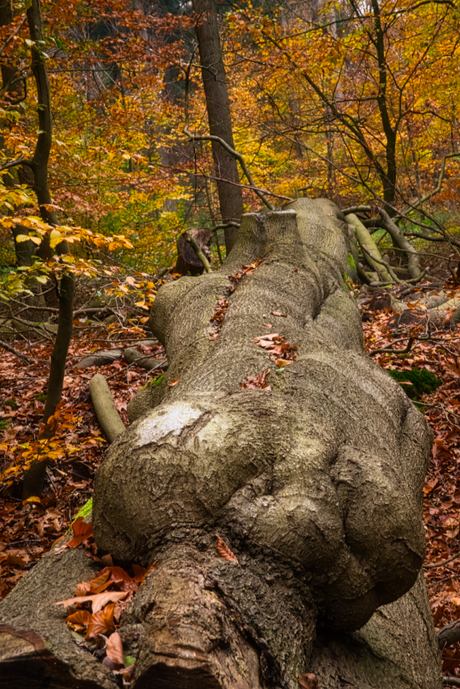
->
xmin=50 ymin=229 xmax=63 ymax=248
xmin=134 ymin=300 xmax=149 ymax=310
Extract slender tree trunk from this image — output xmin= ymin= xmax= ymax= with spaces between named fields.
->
xmin=22 ymin=273 xmax=74 ymax=500
xmin=21 ymin=0 xmax=74 ymax=498
xmin=193 ymin=0 xmax=243 ymax=253
xmin=370 ymin=0 xmax=397 ymax=210
xmin=27 ymin=0 xmax=58 ymax=229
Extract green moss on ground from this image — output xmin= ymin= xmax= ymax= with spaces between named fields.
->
xmin=388 ymin=367 xmax=441 ymax=400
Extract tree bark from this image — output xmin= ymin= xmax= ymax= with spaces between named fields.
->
xmin=21 ymin=0 xmax=74 ymax=499
xmin=22 ymin=273 xmax=74 ymax=499
xmin=89 ymin=373 xmax=126 ymax=444
xmin=0 ymin=200 xmax=442 ymax=688
xmin=26 ymin=0 xmax=57 ymax=229
xmin=193 ymin=0 xmax=244 ymax=254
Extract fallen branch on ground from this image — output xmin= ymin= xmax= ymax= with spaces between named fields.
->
xmin=88 ymin=373 xmax=126 ymax=443
xmin=0 ymin=340 xmax=36 ymax=364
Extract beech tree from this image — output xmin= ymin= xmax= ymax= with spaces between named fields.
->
xmin=0 ymin=200 xmax=443 ymax=688
xmin=192 ymin=0 xmax=244 ymax=252
xmin=0 ymin=3 xmax=459 ymax=682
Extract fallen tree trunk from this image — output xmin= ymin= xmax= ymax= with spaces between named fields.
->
xmin=0 ymin=199 xmax=442 ymax=688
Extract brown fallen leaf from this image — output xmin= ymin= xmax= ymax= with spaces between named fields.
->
xmin=87 ymin=569 xmax=111 ymax=593
xmin=132 ymin=561 xmax=158 ymax=584
xmin=86 ymin=603 xmax=115 ymax=640
xmin=106 ymin=630 xmax=124 ymax=666
xmin=75 ymin=581 xmax=92 ymax=596
xmin=66 ymin=609 xmax=91 ymax=632
xmin=240 ymin=369 xmax=271 ymax=390
xmin=67 ymin=517 xmax=93 ymax=548
xmin=215 ymin=534 xmax=239 ymax=564
xmin=2 ymin=550 xmax=30 ymax=567
xmin=298 ymin=673 xmax=318 ymax=688
xmin=276 ymin=359 xmax=294 ymax=368
xmin=55 ymin=590 xmax=128 ymax=613
xmin=100 ymin=553 xmax=114 ymax=567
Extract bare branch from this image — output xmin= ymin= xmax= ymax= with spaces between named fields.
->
xmin=401 ymin=153 xmax=460 ymax=215
xmin=184 ymin=231 xmax=212 ymax=273
xmin=425 ymin=550 xmax=460 ymax=570
xmin=368 ymin=335 xmax=415 ymax=356
xmin=0 ymin=340 xmax=36 ymax=363
xmin=0 ymin=14 xmax=27 ymax=56
xmin=0 ymin=155 xmax=34 ymax=172
xmin=184 ymin=126 xmax=275 ymax=210
xmin=360 ymin=244 xmax=401 ymax=283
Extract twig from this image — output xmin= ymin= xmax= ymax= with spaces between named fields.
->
xmin=212 ymin=221 xmax=240 ymax=231
xmin=10 ymin=316 xmax=54 ymax=340
xmin=183 ymin=231 xmax=212 ymax=273
xmin=368 ymin=336 xmax=415 ymax=356
xmin=0 ymin=340 xmax=36 ymax=363
xmin=396 ymin=281 xmax=443 ymax=298
xmin=443 ymin=676 xmax=460 ymax=686
xmin=342 ymin=205 xmax=372 ymax=214
xmin=0 ymin=154 xmax=34 ymax=172
xmin=204 ymin=172 xmax=291 ymax=202
xmin=105 ymin=356 xmax=168 ymax=381
xmin=184 ymin=126 xmax=275 ymax=210
xmin=401 ymin=153 xmax=460 ymax=215
xmin=369 ymin=269 xmax=427 ymax=288
xmin=425 ymin=551 xmax=460 ymax=569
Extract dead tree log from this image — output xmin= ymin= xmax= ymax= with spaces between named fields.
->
xmin=0 ymin=199 xmax=441 ymax=688
xmin=175 ymin=227 xmax=213 ymax=275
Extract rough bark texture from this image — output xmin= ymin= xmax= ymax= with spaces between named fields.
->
xmin=0 ymin=548 xmax=116 ymax=689
xmin=0 ymin=200 xmax=442 ymax=688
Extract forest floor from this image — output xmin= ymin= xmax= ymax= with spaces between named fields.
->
xmin=2 ymin=271 xmax=460 ymax=678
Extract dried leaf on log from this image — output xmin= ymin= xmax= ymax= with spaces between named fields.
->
xmin=298 ymin=673 xmax=318 ymax=688
xmin=55 ymin=590 xmax=128 ymax=613
xmin=86 ymin=603 xmax=115 ymax=640
xmin=67 ymin=517 xmax=93 ymax=548
xmin=215 ymin=534 xmax=239 ymax=563
xmin=66 ymin=610 xmax=91 ymax=632
xmin=105 ymin=631 xmax=124 ymax=666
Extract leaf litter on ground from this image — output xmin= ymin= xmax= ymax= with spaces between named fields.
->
xmin=3 ymin=276 xmax=460 ymax=678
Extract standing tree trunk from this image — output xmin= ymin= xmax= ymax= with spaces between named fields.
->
xmin=0 ymin=2 xmax=37 ymax=267
xmin=26 ymin=0 xmax=58 ymax=231
xmin=193 ymin=0 xmax=244 ymax=254
xmin=20 ymin=0 xmax=74 ymax=498
xmin=0 ymin=200 xmax=442 ymax=688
